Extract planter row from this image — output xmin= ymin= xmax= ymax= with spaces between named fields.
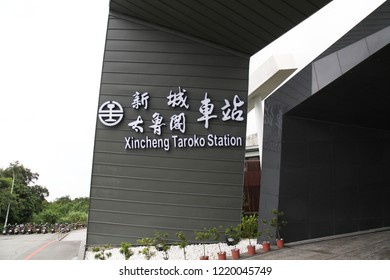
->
xmin=203 ymin=239 xmax=285 ymax=260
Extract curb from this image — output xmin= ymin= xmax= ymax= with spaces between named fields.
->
xmin=78 ymin=239 xmax=87 ymax=260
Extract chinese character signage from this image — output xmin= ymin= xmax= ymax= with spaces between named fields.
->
xmin=98 ymin=86 xmax=245 ymax=152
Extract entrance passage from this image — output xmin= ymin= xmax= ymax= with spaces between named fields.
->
xmin=278 ymin=44 xmax=390 ymax=242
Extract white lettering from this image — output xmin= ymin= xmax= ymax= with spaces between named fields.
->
xmin=125 ymin=134 xmax=242 ymax=151
xmin=207 ymin=134 xmax=243 ymax=147
xmin=124 ymin=136 xmax=170 ymax=151
xmin=171 ymin=135 xmax=206 ymax=148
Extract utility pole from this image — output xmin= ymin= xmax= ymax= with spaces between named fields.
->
xmin=3 ymin=169 xmax=15 ymax=230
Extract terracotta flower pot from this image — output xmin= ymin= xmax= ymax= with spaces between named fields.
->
xmin=276 ymin=238 xmax=284 ymax=249
xmin=231 ymin=248 xmax=240 ymax=260
xmin=217 ymin=252 xmax=227 ymax=260
xmin=247 ymin=245 xmax=256 ymax=256
xmin=262 ymin=241 xmax=271 ymax=252
xmin=199 ymin=256 xmax=209 ymax=260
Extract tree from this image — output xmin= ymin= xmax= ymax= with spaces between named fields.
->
xmin=0 ymin=178 xmax=13 ymax=223
xmin=33 ymin=195 xmax=89 ymax=224
xmin=1 ymin=161 xmax=39 ymax=186
xmin=0 ymin=162 xmax=49 ymax=224
xmin=1 ymin=161 xmax=89 ymax=226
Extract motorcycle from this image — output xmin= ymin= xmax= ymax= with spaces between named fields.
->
xmin=20 ymin=225 xmax=26 ymax=234
xmin=7 ymin=224 xmax=14 ymax=235
xmin=27 ymin=225 xmax=34 ymax=234
xmin=60 ymin=224 xmax=70 ymax=233
xmin=41 ymin=226 xmax=48 ymax=234
xmin=13 ymin=225 xmax=20 ymax=235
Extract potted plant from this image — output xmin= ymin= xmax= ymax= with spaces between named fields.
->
xmin=261 ymin=219 xmax=273 ymax=252
xmin=210 ymin=226 xmax=226 ymax=260
xmin=270 ymin=209 xmax=288 ymax=249
xmin=154 ymin=231 xmax=170 ymax=260
xmin=240 ymin=214 xmax=262 ymax=256
xmin=195 ymin=227 xmax=212 ymax=260
xmin=175 ymin=231 xmax=189 ymax=260
xmin=225 ymin=224 xmax=241 ymax=259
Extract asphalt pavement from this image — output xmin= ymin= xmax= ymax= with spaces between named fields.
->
xmin=247 ymin=227 xmax=390 ymax=260
xmin=0 ymin=228 xmax=87 ymax=260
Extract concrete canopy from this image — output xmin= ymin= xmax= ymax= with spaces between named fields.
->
xmin=109 ymin=0 xmax=331 ymax=56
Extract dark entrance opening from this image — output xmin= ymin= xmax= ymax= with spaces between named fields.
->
xmin=278 ymin=44 xmax=390 ymax=242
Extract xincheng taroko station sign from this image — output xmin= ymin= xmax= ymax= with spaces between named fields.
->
xmin=98 ymin=87 xmax=245 ymax=152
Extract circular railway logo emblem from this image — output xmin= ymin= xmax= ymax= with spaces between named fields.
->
xmin=98 ymin=100 xmax=124 ymax=126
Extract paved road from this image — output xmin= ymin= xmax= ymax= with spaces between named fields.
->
xmin=247 ymin=228 xmax=390 ymax=260
xmin=0 ymin=229 xmax=86 ymax=260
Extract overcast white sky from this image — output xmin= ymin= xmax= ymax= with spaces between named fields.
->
xmin=0 ymin=0 xmax=110 ymax=200
xmin=0 ymin=0 xmax=382 ymax=201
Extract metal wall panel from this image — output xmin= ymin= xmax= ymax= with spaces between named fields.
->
xmin=87 ymin=14 xmax=248 ymax=245
xmin=280 ymin=117 xmax=390 ymax=241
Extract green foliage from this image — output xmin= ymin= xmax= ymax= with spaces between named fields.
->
xmin=241 ymin=214 xmax=262 ymax=246
xmin=31 ymin=196 xmax=89 ymax=224
xmin=225 ymin=224 xmax=242 ymax=249
xmin=120 ymin=242 xmax=134 ymax=260
xmin=33 ymin=196 xmax=89 ymax=224
xmin=0 ymin=178 xmax=13 ymax=212
xmin=0 ymin=177 xmax=12 ymax=189
xmin=195 ymin=228 xmax=211 ymax=242
xmin=270 ymin=209 xmax=288 ymax=239
xmin=64 ymin=211 xmax=88 ymax=224
xmin=93 ymin=244 xmax=112 ymax=260
xmin=137 ymin=237 xmax=156 ymax=260
xmin=0 ymin=161 xmax=39 ymax=186
xmin=32 ymin=208 xmax=60 ymax=224
xmin=71 ymin=197 xmax=89 ymax=213
xmin=154 ymin=231 xmax=170 ymax=260
xmin=261 ymin=219 xmax=273 ymax=241
xmin=175 ymin=231 xmax=189 ymax=260
xmin=210 ymin=225 xmax=224 ymax=253
xmin=195 ymin=227 xmax=212 ymax=257
xmin=0 ymin=161 xmax=48 ymax=223
xmin=0 ymin=161 xmax=89 ymax=225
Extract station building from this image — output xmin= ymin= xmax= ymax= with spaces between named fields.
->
xmin=87 ymin=0 xmax=390 ymax=245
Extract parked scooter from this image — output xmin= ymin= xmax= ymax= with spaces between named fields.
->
xmin=7 ymin=224 xmax=14 ymax=235
xmin=27 ymin=224 xmax=34 ymax=234
xmin=20 ymin=224 xmax=26 ymax=234
xmin=41 ymin=225 xmax=48 ymax=234
xmin=13 ymin=224 xmax=20 ymax=235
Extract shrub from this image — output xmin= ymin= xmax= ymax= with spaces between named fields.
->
xmin=120 ymin=242 xmax=134 ymax=260
xmin=92 ymin=244 xmax=112 ymax=260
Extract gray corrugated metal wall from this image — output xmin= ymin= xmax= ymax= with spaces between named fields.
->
xmin=87 ymin=14 xmax=249 ymax=245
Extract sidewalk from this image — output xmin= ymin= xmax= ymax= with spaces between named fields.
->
xmin=61 ymin=228 xmax=87 ymax=260
xmin=247 ymin=227 xmax=390 ymax=260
